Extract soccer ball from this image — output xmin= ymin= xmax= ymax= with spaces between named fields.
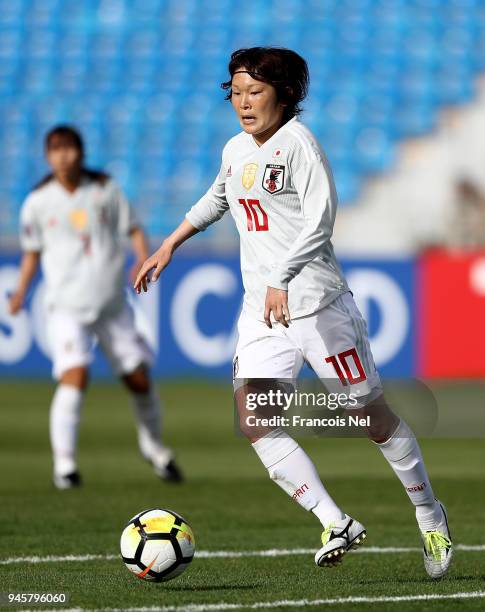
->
xmin=120 ymin=508 xmax=195 ymax=582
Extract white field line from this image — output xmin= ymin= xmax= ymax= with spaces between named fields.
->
xmin=1 ymin=544 xmax=484 ymax=566
xmin=21 ymin=590 xmax=485 ymax=612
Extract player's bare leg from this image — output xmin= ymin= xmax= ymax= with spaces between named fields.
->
xmin=236 ymin=381 xmax=366 ymax=567
xmin=354 ymin=394 xmax=453 ymax=578
xmin=50 ymin=366 xmax=88 ymax=489
xmin=122 ymin=365 xmax=182 ymax=483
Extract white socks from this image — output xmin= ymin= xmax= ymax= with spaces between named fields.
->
xmin=50 ymin=384 xmax=170 ymax=478
xmin=252 ymin=428 xmax=344 ymax=526
xmin=376 ymin=419 xmax=442 ymax=531
xmin=251 ymin=421 xmax=442 ymax=532
xmin=131 ymin=386 xmax=171 ymax=468
xmin=50 ymin=384 xmax=84 ymax=477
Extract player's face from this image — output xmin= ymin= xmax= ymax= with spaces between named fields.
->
xmin=46 ymin=137 xmax=82 ymax=180
xmin=231 ymin=71 xmax=286 ymax=144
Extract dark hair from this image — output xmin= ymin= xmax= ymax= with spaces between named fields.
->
xmin=221 ymin=47 xmax=309 ymax=123
xmin=34 ymin=124 xmax=109 ymax=190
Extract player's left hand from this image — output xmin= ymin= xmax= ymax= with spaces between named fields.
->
xmin=264 ymin=287 xmax=291 ymax=328
xmin=8 ymin=290 xmax=25 ymax=315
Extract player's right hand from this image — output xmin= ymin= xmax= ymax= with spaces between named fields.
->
xmin=8 ymin=291 xmax=24 ymax=315
xmin=133 ymin=244 xmax=173 ymax=294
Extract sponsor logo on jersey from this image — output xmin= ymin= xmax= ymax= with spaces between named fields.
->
xmin=226 ymin=165 xmax=232 ymax=177
xmin=273 ymin=148 xmax=285 ymax=159
xmin=232 ymin=355 xmax=239 ymax=379
xmin=262 ymin=164 xmax=285 ymax=194
xmin=292 ymin=483 xmax=309 ymax=499
xmin=242 ymin=163 xmax=258 ymax=190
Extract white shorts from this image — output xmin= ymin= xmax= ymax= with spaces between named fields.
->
xmin=233 ymin=292 xmax=382 ymax=407
xmin=47 ymin=304 xmax=153 ymax=380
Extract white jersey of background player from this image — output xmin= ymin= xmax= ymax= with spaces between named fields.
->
xmin=134 ymin=47 xmax=452 ymax=578
xmin=9 ymin=126 xmax=182 ymax=489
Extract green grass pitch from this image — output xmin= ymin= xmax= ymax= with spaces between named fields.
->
xmin=1 ymin=380 xmax=484 ymax=611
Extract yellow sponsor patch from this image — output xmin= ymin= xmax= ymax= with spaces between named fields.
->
xmin=242 ymin=163 xmax=258 ymax=190
xmin=69 ymin=208 xmax=88 ymax=231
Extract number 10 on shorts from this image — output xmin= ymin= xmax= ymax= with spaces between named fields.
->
xmin=325 ymin=348 xmax=367 ymax=386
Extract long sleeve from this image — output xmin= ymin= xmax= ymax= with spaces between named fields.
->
xmin=114 ymin=182 xmax=139 ymax=237
xmin=185 ymin=161 xmax=229 ymax=231
xmin=19 ymin=195 xmax=43 ymax=251
xmin=267 ymin=156 xmax=336 ymax=291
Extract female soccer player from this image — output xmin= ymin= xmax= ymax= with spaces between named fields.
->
xmin=9 ymin=125 xmax=182 ymax=488
xmin=134 ymin=47 xmax=452 ymax=577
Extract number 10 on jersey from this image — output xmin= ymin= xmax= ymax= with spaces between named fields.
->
xmin=238 ymin=199 xmax=268 ymax=231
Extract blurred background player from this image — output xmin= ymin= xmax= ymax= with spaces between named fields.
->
xmin=134 ymin=48 xmax=452 ymax=578
xmin=8 ymin=125 xmax=182 ymax=489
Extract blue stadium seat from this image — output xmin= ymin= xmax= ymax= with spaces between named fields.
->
xmin=354 ymin=127 xmax=395 ymax=173
xmin=58 ymin=0 xmax=98 ymax=26
xmin=25 ymin=0 xmax=62 ymax=27
xmin=332 ymin=165 xmax=362 ymax=204
xmin=436 ymin=66 xmax=475 ymax=104
xmin=0 ymin=1 xmax=26 ymax=27
xmin=394 ymin=103 xmax=437 ymax=138
xmin=58 ymin=31 xmax=90 ymax=60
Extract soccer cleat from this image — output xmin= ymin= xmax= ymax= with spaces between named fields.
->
xmin=150 ymin=448 xmax=183 ymax=483
xmin=53 ymin=471 xmax=82 ymax=490
xmin=422 ymin=501 xmax=453 ymax=579
xmin=315 ymin=514 xmax=366 ymax=567
xmin=141 ymin=446 xmax=184 ymax=483
xmin=154 ymin=458 xmax=184 ymax=483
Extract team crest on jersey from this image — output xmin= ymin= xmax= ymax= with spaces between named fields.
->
xmin=69 ymin=208 xmax=88 ymax=231
xmin=262 ymin=164 xmax=285 ymax=194
xmin=242 ymin=163 xmax=258 ymax=190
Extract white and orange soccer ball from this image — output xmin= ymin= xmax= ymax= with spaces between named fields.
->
xmin=120 ymin=508 xmax=195 ymax=582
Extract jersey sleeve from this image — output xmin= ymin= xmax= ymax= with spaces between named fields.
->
xmin=19 ymin=195 xmax=43 ymax=251
xmin=266 ymin=155 xmax=336 ymax=291
xmin=115 ymin=183 xmax=139 ymax=236
xmin=185 ymin=159 xmax=228 ymax=231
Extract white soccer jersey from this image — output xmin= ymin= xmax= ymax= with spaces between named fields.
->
xmin=20 ymin=175 xmax=137 ymax=323
xmin=186 ymin=117 xmax=349 ymax=320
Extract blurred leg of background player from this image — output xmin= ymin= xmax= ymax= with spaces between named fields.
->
xmin=50 ymin=364 xmax=87 ymax=488
xmin=49 ymin=306 xmax=181 ymax=489
xmin=121 ymin=364 xmax=182 ymax=482
xmin=96 ymin=304 xmax=183 ymax=484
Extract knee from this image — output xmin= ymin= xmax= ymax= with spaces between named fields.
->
xmin=366 ymin=419 xmax=400 ymax=443
xmin=238 ymin=415 xmax=261 ymax=442
xmin=123 ymin=366 xmax=151 ymax=394
xmin=359 ymin=395 xmax=400 ymax=443
xmin=60 ymin=367 xmax=89 ymax=390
